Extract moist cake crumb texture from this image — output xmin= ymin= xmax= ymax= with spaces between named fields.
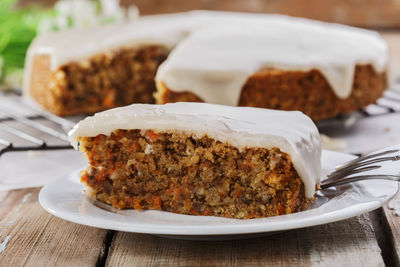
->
xmin=29 ymin=45 xmax=168 ymax=116
xmin=156 ymin=64 xmax=387 ymax=121
xmin=79 ymin=129 xmax=311 ymax=219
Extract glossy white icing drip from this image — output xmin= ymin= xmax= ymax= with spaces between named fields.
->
xmin=157 ymin=16 xmax=388 ymax=103
xmin=69 ymin=102 xmax=322 ymax=198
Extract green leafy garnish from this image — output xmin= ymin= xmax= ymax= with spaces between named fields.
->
xmin=0 ymin=0 xmax=136 ymax=89
xmin=0 ymin=0 xmax=54 ymax=87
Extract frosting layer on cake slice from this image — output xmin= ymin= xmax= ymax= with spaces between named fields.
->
xmin=69 ymin=102 xmax=322 ymax=198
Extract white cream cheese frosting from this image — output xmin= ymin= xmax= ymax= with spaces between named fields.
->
xmin=69 ymin=102 xmax=322 ymax=198
xmin=23 ymin=10 xmax=283 ymax=71
xmin=156 ymin=15 xmax=389 ymax=104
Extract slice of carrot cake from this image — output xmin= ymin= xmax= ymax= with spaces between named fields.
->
xmin=69 ymin=102 xmax=322 ymax=219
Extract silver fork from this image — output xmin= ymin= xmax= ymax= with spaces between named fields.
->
xmin=320 ymin=148 xmax=400 ymax=189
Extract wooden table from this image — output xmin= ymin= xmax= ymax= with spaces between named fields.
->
xmin=0 ymin=32 xmax=400 ymax=267
xmin=0 ymin=187 xmax=399 ymax=266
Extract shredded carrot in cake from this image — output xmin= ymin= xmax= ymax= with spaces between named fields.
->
xmin=79 ymin=129 xmax=312 ymax=219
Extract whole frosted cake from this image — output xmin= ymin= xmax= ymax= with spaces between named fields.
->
xmin=69 ymin=102 xmax=322 ymax=219
xmin=155 ymin=15 xmax=389 ymax=121
xmin=24 ymin=11 xmax=389 ymax=120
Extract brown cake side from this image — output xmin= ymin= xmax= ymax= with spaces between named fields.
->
xmin=155 ymin=64 xmax=387 ymax=121
xmin=78 ymin=129 xmax=312 ymax=219
xmin=29 ymin=45 xmax=169 ymax=116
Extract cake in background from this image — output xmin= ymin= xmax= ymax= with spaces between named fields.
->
xmin=155 ymin=15 xmax=388 ymax=121
xmin=23 ymin=10 xmax=389 ymax=120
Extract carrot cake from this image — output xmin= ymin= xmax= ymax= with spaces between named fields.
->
xmin=23 ymin=11 xmax=241 ymax=115
xmin=69 ymin=102 xmax=322 ymax=219
xmin=24 ymin=11 xmax=389 ymax=120
xmin=22 ymin=13 xmax=192 ymax=116
xmin=155 ymin=16 xmax=389 ymax=121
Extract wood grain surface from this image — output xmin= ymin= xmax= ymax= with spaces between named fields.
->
xmin=106 ymin=213 xmax=384 ymax=266
xmin=1 ymin=184 xmax=398 ymax=266
xmin=384 ymin=197 xmax=400 ymax=261
xmin=0 ymin=188 xmax=108 ymax=266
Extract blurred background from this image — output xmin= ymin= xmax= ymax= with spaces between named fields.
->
xmin=18 ymin=0 xmax=400 ymax=29
xmin=1 ymin=0 xmax=399 ymax=96
xmin=3 ymin=0 xmax=399 ymax=90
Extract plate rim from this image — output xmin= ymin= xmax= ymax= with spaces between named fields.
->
xmin=38 ymin=149 xmax=399 ymax=236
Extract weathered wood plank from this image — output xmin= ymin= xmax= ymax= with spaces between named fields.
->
xmin=106 ymin=213 xmax=384 ymax=267
xmin=384 ymin=191 xmax=400 ymax=260
xmin=0 ymin=188 xmax=107 ymax=266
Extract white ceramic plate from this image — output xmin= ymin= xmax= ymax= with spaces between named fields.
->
xmin=39 ymin=150 xmax=399 ymax=240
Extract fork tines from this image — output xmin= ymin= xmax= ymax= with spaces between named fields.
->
xmin=321 ymin=148 xmax=400 ymax=189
